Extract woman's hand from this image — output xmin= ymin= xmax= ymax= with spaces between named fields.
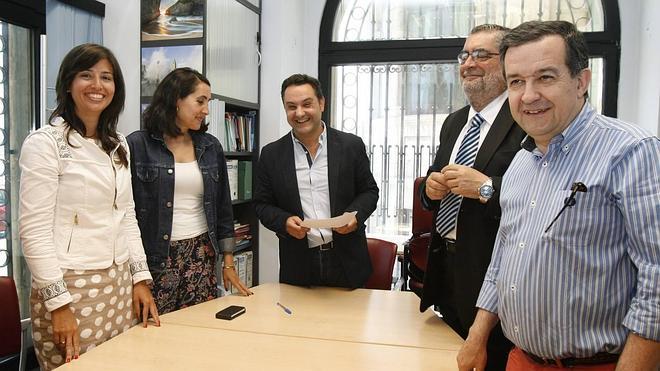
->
xmin=222 ymin=253 xmax=253 ymax=296
xmin=132 ymin=281 xmax=160 ymax=327
xmin=51 ymin=304 xmax=80 ymax=362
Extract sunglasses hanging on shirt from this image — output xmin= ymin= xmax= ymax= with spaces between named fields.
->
xmin=544 ymin=182 xmax=588 ymax=233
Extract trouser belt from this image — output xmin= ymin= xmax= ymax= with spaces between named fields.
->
xmin=522 ymin=349 xmax=619 ymax=367
xmin=442 ymin=238 xmax=457 ymax=253
xmin=314 ymin=241 xmax=334 ymax=251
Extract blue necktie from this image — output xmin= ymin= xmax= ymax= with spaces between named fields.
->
xmin=435 ymin=113 xmax=484 ymax=237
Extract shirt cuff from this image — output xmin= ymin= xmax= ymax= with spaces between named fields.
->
xmin=40 ymin=280 xmax=73 ymax=312
xmin=130 ymin=260 xmax=152 ymax=284
xmin=622 ymin=307 xmax=660 ymax=342
xmin=219 ymin=237 xmax=236 ymax=254
xmin=476 ymin=281 xmax=499 ymax=314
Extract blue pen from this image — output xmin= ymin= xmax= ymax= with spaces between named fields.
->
xmin=277 ymin=302 xmax=292 ymax=315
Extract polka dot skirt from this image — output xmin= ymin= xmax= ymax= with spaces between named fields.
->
xmin=30 ymin=261 xmax=135 ymax=370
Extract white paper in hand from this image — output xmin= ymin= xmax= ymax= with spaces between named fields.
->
xmin=300 ymin=211 xmax=357 ymax=229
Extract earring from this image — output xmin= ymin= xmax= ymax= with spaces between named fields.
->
xmin=176 ymin=107 xmax=179 ymax=112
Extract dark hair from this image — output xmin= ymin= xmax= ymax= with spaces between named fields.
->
xmin=143 ymin=67 xmax=211 ymax=137
xmin=280 ymin=74 xmax=324 ymax=102
xmin=50 ymin=43 xmax=127 ymax=167
xmin=470 ymin=24 xmax=509 ymax=46
xmin=499 ymin=20 xmax=589 ymax=77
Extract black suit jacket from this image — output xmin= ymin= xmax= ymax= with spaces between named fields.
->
xmin=420 ymin=102 xmax=525 ymax=331
xmin=253 ymin=127 xmax=379 ymax=287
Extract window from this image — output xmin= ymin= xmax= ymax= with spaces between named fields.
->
xmin=0 ymin=0 xmax=45 ymax=320
xmin=319 ymin=0 xmax=620 ymax=240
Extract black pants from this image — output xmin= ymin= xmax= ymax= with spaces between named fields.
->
xmin=440 ymin=306 xmax=511 ymax=371
xmin=437 ymin=240 xmax=512 ymax=371
xmin=309 ymin=247 xmax=351 ymax=288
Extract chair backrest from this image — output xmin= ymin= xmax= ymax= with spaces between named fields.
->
xmin=407 ymin=233 xmax=430 ymax=275
xmin=412 ymin=177 xmax=433 ymax=236
xmin=365 ymin=238 xmax=398 ymax=290
xmin=0 ymin=277 xmax=22 ymax=357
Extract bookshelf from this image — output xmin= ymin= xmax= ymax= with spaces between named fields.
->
xmin=140 ymin=0 xmax=261 ymax=288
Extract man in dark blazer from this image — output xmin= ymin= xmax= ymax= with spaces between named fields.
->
xmin=419 ymin=25 xmax=525 ymax=370
xmin=254 ymin=74 xmax=379 ymax=288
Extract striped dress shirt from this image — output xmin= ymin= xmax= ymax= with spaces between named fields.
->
xmin=476 ymin=103 xmax=660 ymax=358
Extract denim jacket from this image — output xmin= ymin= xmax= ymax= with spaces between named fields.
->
xmin=126 ymin=130 xmax=235 ymax=273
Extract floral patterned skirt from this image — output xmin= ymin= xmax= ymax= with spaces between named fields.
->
xmin=151 ymin=232 xmax=218 ymax=314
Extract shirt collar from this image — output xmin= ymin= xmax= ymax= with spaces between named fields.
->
xmin=521 ymin=101 xmax=595 ymax=155
xmin=468 ymin=91 xmax=508 ymax=126
xmin=291 ymin=121 xmax=327 ymax=147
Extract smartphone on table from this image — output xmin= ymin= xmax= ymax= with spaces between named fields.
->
xmin=215 ymin=305 xmax=246 ymax=320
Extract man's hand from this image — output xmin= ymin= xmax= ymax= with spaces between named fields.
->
xmin=457 ymin=330 xmax=489 ymax=371
xmin=457 ymin=309 xmax=499 ymax=371
xmin=442 ymin=164 xmax=489 ymax=199
xmin=425 ymin=171 xmax=450 ymax=200
xmin=333 ymin=214 xmax=358 ymax=234
xmin=286 ymin=216 xmax=310 ymax=239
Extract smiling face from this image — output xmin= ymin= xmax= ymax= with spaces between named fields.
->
xmin=70 ymin=58 xmax=115 ymax=124
xmin=504 ymin=35 xmax=590 ymax=152
xmin=175 ymin=81 xmax=211 ymax=133
xmin=460 ymin=31 xmax=507 ymax=109
xmin=283 ymin=83 xmax=325 ymax=141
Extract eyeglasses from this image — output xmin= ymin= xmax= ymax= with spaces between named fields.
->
xmin=457 ymin=49 xmax=499 ymax=65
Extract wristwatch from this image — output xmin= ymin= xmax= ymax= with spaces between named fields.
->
xmin=478 ymin=178 xmax=494 ymax=203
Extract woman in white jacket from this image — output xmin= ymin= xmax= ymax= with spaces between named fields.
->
xmin=19 ymin=43 xmax=160 ymax=370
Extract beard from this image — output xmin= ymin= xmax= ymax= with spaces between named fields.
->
xmin=461 ymin=70 xmax=507 ymax=104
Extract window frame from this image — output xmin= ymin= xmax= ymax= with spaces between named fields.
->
xmin=318 ymin=0 xmax=621 ymax=121
xmin=0 ymin=0 xmax=45 ymax=279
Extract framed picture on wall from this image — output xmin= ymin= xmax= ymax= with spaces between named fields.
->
xmin=141 ymin=0 xmax=204 ymax=41
xmin=141 ymin=44 xmax=204 ymax=96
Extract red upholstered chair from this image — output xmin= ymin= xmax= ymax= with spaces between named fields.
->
xmin=402 ymin=177 xmax=433 ymax=297
xmin=0 ymin=276 xmax=23 ymax=369
xmin=365 ymin=238 xmax=398 ymax=290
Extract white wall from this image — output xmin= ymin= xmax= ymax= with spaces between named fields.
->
xmin=258 ymin=0 xmax=326 ymax=283
xmin=618 ymin=0 xmax=660 ymax=134
xmin=102 ymin=0 xmax=141 ymax=135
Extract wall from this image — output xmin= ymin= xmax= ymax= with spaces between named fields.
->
xmin=618 ymin=0 xmax=660 ymax=134
xmin=102 ymin=0 xmax=141 ymax=135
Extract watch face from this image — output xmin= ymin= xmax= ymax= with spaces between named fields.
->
xmin=480 ymin=185 xmax=494 ymax=198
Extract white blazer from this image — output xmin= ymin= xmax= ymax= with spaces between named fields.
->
xmin=19 ymin=117 xmax=151 ymax=311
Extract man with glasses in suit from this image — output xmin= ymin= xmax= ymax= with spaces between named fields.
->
xmin=419 ymin=24 xmax=525 ymax=370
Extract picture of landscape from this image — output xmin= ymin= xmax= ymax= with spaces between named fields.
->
xmin=141 ymin=0 xmax=204 ymax=41
xmin=141 ymin=44 xmax=203 ymax=96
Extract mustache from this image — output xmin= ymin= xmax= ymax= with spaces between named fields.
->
xmin=462 ymin=68 xmax=484 ymax=78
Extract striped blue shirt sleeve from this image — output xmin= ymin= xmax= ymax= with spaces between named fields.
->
xmin=616 ymin=137 xmax=660 ymax=341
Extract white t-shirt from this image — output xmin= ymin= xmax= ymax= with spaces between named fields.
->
xmin=171 ymin=161 xmax=209 ymax=241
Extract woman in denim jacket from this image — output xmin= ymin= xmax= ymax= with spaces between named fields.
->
xmin=19 ymin=44 xmax=159 ymax=370
xmin=128 ymin=68 xmax=252 ymax=314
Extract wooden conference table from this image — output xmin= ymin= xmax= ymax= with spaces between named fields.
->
xmin=61 ymin=283 xmax=463 ymax=370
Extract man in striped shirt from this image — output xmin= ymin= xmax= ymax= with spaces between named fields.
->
xmin=457 ymin=21 xmax=660 ymax=370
